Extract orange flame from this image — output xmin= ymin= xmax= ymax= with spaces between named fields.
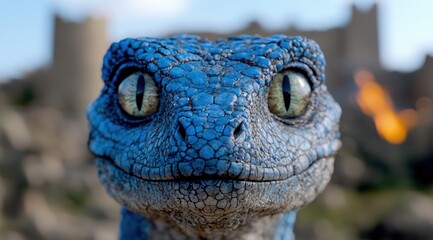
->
xmin=354 ymin=70 xmax=417 ymax=144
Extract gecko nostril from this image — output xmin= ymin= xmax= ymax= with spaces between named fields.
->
xmin=178 ymin=121 xmax=186 ymax=140
xmin=233 ymin=121 xmax=244 ymax=139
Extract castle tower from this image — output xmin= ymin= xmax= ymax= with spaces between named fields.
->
xmin=343 ymin=5 xmax=380 ymax=71
xmin=415 ymin=56 xmax=433 ymax=100
xmin=48 ymin=16 xmax=108 ymax=115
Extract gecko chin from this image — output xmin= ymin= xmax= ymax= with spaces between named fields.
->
xmin=95 ymin=156 xmax=334 ymax=232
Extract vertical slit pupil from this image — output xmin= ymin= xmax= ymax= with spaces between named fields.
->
xmin=282 ymin=75 xmax=291 ymax=111
xmin=136 ymin=75 xmax=145 ymax=111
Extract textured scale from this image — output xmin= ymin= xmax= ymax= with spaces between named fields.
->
xmin=87 ymin=34 xmax=342 ymax=239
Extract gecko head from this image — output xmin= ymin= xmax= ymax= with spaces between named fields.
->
xmin=87 ymin=35 xmax=341 ymax=235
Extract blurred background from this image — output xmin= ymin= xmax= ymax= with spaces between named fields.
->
xmin=0 ymin=0 xmax=432 ymax=239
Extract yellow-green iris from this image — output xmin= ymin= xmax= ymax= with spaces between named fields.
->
xmin=118 ymin=72 xmax=159 ymax=117
xmin=268 ymin=70 xmax=311 ymax=118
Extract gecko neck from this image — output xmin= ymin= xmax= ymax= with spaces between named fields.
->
xmin=119 ymin=208 xmax=296 ymax=240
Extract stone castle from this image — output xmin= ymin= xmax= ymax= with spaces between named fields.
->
xmin=2 ymin=5 xmax=433 ymax=117
xmin=3 ymin=16 xmax=108 ymax=115
xmin=191 ymin=5 xmax=432 ymax=108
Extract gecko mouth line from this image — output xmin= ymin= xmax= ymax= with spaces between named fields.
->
xmin=95 ymin=155 xmax=332 ymax=183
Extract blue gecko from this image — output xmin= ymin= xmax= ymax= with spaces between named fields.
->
xmin=87 ymin=34 xmax=341 ymax=239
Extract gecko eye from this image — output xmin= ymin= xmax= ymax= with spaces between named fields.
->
xmin=118 ymin=72 xmax=159 ymax=117
xmin=268 ymin=70 xmax=311 ymax=118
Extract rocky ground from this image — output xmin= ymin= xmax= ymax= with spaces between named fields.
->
xmin=0 ymin=100 xmax=120 ymax=240
xmin=0 ymin=91 xmax=432 ymax=240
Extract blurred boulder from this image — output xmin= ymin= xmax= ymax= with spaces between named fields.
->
xmin=361 ymin=192 xmax=433 ymax=240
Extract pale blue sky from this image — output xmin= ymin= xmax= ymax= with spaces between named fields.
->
xmin=1 ymin=0 xmax=433 ymax=80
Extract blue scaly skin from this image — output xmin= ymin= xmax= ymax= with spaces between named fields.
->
xmin=87 ymin=35 xmax=341 ymax=239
